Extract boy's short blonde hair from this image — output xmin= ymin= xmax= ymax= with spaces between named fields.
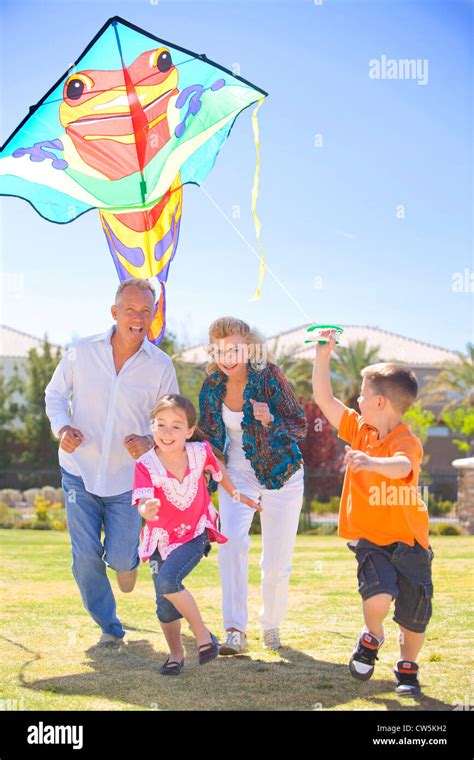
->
xmin=361 ymin=363 xmax=418 ymax=414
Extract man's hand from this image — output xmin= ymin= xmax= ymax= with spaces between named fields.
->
xmin=124 ymin=434 xmax=153 ymax=460
xmin=250 ymin=399 xmax=274 ymax=427
xmin=344 ymin=446 xmax=373 ymax=473
xmin=139 ymin=498 xmax=161 ymax=520
xmin=58 ymin=425 xmax=85 ymax=453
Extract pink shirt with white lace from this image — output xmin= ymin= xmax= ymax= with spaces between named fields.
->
xmin=132 ymin=440 xmax=228 ymax=562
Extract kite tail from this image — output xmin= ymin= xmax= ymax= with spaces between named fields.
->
xmin=99 ymin=174 xmax=183 ymax=345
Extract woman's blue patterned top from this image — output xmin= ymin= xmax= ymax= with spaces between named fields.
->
xmin=198 ymin=362 xmax=308 ymax=490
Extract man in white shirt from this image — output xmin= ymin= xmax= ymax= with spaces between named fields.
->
xmin=45 ymin=278 xmax=179 ymax=646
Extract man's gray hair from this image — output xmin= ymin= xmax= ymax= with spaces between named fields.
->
xmin=115 ymin=278 xmax=156 ymax=305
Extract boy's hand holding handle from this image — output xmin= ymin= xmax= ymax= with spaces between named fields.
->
xmin=312 ymin=329 xmax=347 ymax=431
xmin=138 ymin=498 xmax=161 ymax=520
xmin=315 ymin=328 xmax=338 ymax=356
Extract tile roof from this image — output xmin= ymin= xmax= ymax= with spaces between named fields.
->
xmin=176 ymin=324 xmax=463 ymax=367
xmin=0 ymin=325 xmax=61 ymax=359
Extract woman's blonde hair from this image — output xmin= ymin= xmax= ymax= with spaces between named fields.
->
xmin=205 ymin=316 xmax=275 ymax=375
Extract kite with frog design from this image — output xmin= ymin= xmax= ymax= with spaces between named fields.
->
xmin=0 ymin=16 xmax=267 ymax=343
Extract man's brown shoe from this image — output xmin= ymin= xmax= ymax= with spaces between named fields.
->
xmin=97 ymin=633 xmax=122 ymax=647
xmin=116 ymin=568 xmax=138 ymax=592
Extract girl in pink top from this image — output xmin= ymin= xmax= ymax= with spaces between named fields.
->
xmin=132 ymin=393 xmax=261 ymax=675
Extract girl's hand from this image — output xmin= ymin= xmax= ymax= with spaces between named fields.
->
xmin=249 ymin=399 xmax=274 ymax=427
xmin=234 ymin=491 xmax=263 ymax=512
xmin=139 ymin=498 xmax=161 ymax=520
xmin=344 ymin=446 xmax=373 ymax=473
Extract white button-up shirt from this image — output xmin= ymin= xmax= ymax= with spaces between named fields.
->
xmin=45 ymin=326 xmax=179 ymax=496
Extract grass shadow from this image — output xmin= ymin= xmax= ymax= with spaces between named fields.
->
xmin=20 ymin=635 xmax=455 ymax=711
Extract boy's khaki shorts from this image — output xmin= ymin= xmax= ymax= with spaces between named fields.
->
xmin=348 ymin=538 xmax=434 ymax=633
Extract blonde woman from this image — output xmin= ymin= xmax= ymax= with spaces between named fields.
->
xmin=199 ymin=317 xmax=307 ymax=653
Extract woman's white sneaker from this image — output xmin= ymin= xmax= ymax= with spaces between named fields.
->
xmin=219 ymin=631 xmax=248 ymax=655
xmin=263 ymin=628 xmax=281 ymax=650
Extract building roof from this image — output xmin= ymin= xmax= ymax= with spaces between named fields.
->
xmin=1 ymin=323 xmax=464 ymax=368
xmin=176 ymin=324 xmax=463 ymax=367
xmin=0 ymin=325 xmax=61 ymax=359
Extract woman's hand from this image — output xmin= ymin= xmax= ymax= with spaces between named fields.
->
xmin=139 ymin=498 xmax=161 ymax=520
xmin=249 ymin=398 xmax=274 ymax=427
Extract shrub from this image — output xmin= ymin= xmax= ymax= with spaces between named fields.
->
xmin=309 ymin=496 xmax=340 ymax=515
xmin=428 ymin=497 xmax=457 ymax=517
xmin=431 ymin=523 xmax=462 ymax=536
xmin=303 ymin=525 xmax=338 ymax=536
xmin=32 ymin=494 xmax=67 ymax=530
xmin=18 ymin=520 xmax=34 ymax=529
xmin=0 ymin=502 xmax=24 ymax=529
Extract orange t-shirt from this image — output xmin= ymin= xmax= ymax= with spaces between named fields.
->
xmin=337 ymin=407 xmax=430 ymax=549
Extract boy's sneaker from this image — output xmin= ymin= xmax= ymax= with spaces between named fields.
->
xmin=349 ymin=630 xmax=384 ymax=681
xmin=219 ymin=631 xmax=248 ymax=655
xmin=393 ymin=660 xmax=422 ymax=697
xmin=263 ymin=628 xmax=281 ymax=650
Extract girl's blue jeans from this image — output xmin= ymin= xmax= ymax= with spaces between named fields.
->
xmin=149 ymin=530 xmax=211 ymax=623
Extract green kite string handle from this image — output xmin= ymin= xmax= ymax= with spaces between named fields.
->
xmin=304 ymin=324 xmax=344 ymax=344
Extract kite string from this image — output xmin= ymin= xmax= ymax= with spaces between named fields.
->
xmin=249 ymin=97 xmax=265 ymax=301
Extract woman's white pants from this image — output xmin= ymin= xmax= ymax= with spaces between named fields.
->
xmin=217 ymin=466 xmax=304 ymax=632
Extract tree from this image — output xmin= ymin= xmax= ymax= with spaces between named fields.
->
xmin=299 ymin=401 xmax=345 ymax=502
xmin=421 ymin=343 xmax=474 ymax=410
xmin=158 ymin=329 xmax=207 ymax=410
xmin=403 ymin=403 xmax=436 ymax=445
xmin=275 ymin=338 xmax=383 ymax=409
xmin=0 ymin=367 xmax=23 ymax=467
xmin=284 ymin=359 xmax=313 ymax=402
xmin=14 ymin=338 xmax=63 ymax=466
xmin=441 ymin=406 xmax=474 ymax=454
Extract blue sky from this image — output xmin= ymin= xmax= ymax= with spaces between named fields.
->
xmin=0 ymin=0 xmax=472 ymax=353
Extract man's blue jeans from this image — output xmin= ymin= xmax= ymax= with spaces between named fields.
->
xmin=61 ymin=467 xmax=142 ymax=638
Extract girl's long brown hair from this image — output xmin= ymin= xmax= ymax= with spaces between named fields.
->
xmin=150 ymin=394 xmax=225 ymax=463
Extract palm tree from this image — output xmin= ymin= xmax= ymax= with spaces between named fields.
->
xmin=271 ymin=338 xmax=314 ymax=401
xmin=274 ymin=338 xmax=381 ymax=409
xmin=331 ymin=340 xmax=382 ymax=409
xmin=284 ymin=359 xmax=314 ymax=401
xmin=420 ymin=343 xmax=474 ymax=411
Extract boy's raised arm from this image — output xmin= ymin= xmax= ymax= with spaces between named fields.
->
xmin=311 ymin=332 xmax=347 ymax=430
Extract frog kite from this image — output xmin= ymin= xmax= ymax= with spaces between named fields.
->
xmin=0 ymin=16 xmax=267 ymax=343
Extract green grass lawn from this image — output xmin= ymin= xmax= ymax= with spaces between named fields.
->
xmin=0 ymin=530 xmax=472 ymax=711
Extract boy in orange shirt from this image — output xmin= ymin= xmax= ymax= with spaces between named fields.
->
xmin=312 ymin=331 xmax=434 ymax=697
